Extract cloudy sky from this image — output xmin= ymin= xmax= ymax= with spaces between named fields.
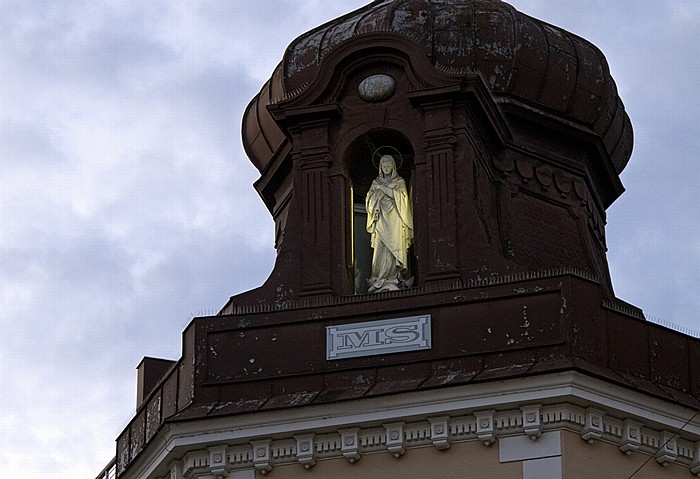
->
xmin=0 ymin=1 xmax=698 ymax=478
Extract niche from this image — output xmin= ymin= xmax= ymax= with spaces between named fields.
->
xmin=346 ymin=129 xmax=416 ymax=294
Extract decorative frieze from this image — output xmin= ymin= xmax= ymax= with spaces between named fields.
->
xmin=493 ymin=152 xmax=607 ymax=247
xmin=182 ymin=450 xmax=208 ymax=478
xmin=158 ymin=401 xmax=700 ymax=478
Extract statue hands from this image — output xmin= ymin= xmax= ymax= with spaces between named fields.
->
xmin=371 ymin=184 xmax=393 ymax=197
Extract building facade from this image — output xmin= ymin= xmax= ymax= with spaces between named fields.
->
xmin=109 ymin=1 xmax=700 ymax=478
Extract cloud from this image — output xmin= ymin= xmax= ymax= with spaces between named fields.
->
xmin=0 ymin=2 xmax=699 ymax=478
xmin=0 ymin=2 xmax=284 ymax=476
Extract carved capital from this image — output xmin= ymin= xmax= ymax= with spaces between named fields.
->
xmin=339 ymin=428 xmax=361 ymax=463
xmin=299 ymin=153 xmax=331 ymax=170
xmin=294 ymin=434 xmax=316 ymax=469
xmin=655 ymin=431 xmax=678 ymax=466
xmin=428 ymin=416 xmax=451 ymax=450
xmin=250 ymin=439 xmax=272 ymax=475
xmin=208 ymin=445 xmax=229 ymax=478
xmin=269 ymin=103 xmax=341 ymax=135
xmin=474 ymin=410 xmax=496 ymax=446
xmin=422 ymin=135 xmax=456 ymax=152
xmin=619 ymin=419 xmax=642 ymax=455
xmin=384 ymin=422 xmax=406 ymax=457
xmin=520 ymin=404 xmax=542 ymax=440
xmin=580 ymin=408 xmax=604 ymax=444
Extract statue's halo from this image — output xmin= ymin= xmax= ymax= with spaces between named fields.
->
xmin=372 ymin=146 xmax=404 ymax=169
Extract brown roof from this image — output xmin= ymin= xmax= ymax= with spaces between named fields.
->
xmin=242 ymin=0 xmax=632 ymax=175
xmin=117 ymin=272 xmax=700 ymax=475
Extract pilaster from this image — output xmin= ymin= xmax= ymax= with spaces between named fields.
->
xmin=418 ymin=99 xmax=461 ymax=283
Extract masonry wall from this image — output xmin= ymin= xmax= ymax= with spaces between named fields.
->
xmin=561 ymin=431 xmax=690 ymax=479
xmin=263 ymin=430 xmax=694 ymax=479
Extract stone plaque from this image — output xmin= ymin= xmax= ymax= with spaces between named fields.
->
xmin=358 ymin=74 xmax=396 ymax=102
xmin=326 ymin=315 xmax=431 ymax=360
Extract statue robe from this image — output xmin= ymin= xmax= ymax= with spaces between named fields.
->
xmin=365 ymin=171 xmax=413 ymax=292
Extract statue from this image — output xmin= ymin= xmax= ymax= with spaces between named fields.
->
xmin=365 ymin=153 xmax=414 ymax=292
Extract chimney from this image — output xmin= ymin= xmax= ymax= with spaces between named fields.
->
xmin=136 ymin=357 xmax=176 ymax=408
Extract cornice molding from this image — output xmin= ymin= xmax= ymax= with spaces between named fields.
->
xmin=223 ymin=267 xmax=597 ymax=316
xmin=121 ymin=372 xmax=700 ymax=479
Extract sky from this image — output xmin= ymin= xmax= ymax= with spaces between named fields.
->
xmin=0 ymin=1 xmax=698 ymax=478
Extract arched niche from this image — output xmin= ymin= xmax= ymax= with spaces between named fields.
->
xmin=345 ymin=128 xmax=416 ymax=294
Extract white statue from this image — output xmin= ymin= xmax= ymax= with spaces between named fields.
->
xmin=365 ymin=154 xmax=413 ymax=292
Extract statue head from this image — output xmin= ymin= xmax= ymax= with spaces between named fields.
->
xmin=379 ymin=154 xmax=397 ymax=178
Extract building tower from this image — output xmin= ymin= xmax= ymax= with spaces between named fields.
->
xmin=112 ymin=1 xmax=700 ymax=478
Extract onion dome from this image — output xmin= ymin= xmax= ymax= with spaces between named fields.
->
xmin=243 ymin=0 xmax=632 ymax=176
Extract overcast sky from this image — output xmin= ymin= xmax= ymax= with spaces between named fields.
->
xmin=0 ymin=1 xmax=698 ymax=478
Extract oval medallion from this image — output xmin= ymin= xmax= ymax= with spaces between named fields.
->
xmin=358 ymin=74 xmax=396 ymax=102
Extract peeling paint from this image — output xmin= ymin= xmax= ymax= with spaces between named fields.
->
xmin=238 ymin=318 xmax=251 ymax=328
xmin=287 ymin=391 xmax=317 ymax=407
xmin=352 ymin=375 xmax=368 ymax=386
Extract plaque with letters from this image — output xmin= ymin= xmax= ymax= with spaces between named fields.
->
xmin=326 ymin=315 xmax=431 ymax=360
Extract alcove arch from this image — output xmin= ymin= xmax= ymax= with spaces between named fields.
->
xmin=345 ymin=128 xmax=416 ymax=294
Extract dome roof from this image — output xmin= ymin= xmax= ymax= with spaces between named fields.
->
xmin=243 ymin=0 xmax=632 ymax=175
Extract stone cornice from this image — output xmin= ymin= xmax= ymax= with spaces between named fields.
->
xmin=223 ymin=267 xmax=597 ymax=315
xmin=122 ymin=372 xmax=700 ymax=478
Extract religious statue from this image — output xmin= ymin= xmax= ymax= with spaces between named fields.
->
xmin=365 ymin=154 xmax=414 ymax=292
